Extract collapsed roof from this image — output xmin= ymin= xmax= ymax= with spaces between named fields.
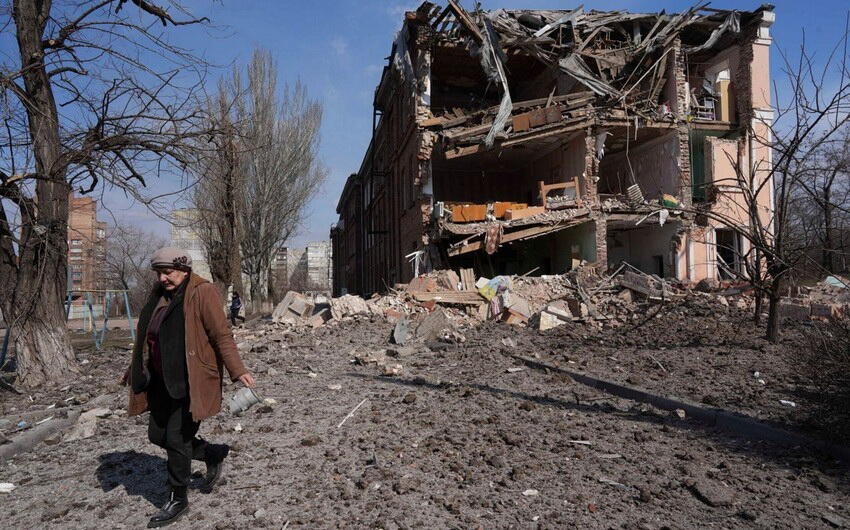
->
xmin=398 ymin=1 xmax=773 ymax=156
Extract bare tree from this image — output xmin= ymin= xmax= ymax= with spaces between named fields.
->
xmin=103 ymin=222 xmax=166 ymax=312
xmin=0 ymin=0 xmax=209 ymax=386
xmin=788 ymin=126 xmax=850 ymax=274
xmin=192 ymin=81 xmax=244 ymax=298
xmin=685 ymin=31 xmax=850 ymax=342
xmin=191 ymin=48 xmax=326 ymax=310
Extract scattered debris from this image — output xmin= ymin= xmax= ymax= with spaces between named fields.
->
xmin=272 ymin=291 xmax=315 ymax=323
xmin=337 ymin=398 xmax=368 ymax=429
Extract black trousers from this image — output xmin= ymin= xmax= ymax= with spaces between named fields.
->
xmin=147 ymin=379 xmax=209 ymax=492
xmin=230 ymin=309 xmax=245 ymax=326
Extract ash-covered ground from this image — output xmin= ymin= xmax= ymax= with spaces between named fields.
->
xmin=1 ymin=308 xmax=848 ymax=529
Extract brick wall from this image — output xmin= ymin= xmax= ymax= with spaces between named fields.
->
xmin=594 ymin=218 xmax=607 ymax=268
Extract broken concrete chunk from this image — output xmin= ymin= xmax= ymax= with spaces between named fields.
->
xmin=689 ymin=479 xmax=736 ymax=507
xmin=391 ymin=317 xmax=411 ymax=345
xmin=539 ymin=310 xmax=568 ymax=331
xmin=504 ymin=293 xmax=531 ymax=318
xmin=329 ymin=294 xmax=374 ymax=320
xmin=272 ymin=291 xmax=316 ymax=323
xmin=416 ymin=308 xmax=453 ymax=342
xmin=381 ymin=363 xmax=403 ymax=377
xmin=619 ymin=270 xmax=665 ymax=298
xmin=778 ymin=301 xmax=810 ymax=321
xmin=63 ymin=416 xmax=98 ymax=442
xmin=79 ymin=407 xmax=111 ymax=421
xmin=408 ymin=276 xmax=438 ymax=293
xmin=822 ymin=513 xmax=848 ymax=529
xmin=545 ymin=300 xmax=573 ymax=320
xmin=307 ymin=308 xmax=331 ymax=328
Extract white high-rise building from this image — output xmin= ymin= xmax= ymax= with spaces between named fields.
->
xmin=169 ymin=209 xmax=211 ymax=281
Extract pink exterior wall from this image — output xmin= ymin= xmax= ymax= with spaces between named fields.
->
xmin=685 ymin=17 xmax=774 ymax=284
xmin=750 ymin=44 xmax=771 ymax=110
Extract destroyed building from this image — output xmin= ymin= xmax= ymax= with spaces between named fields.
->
xmin=331 ymin=1 xmax=776 ymax=296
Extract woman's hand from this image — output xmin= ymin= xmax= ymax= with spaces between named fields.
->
xmin=238 ymin=373 xmax=256 ymax=388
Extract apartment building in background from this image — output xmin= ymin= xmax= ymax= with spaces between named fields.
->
xmin=169 ymin=208 xmax=211 ymax=281
xmin=68 ymin=193 xmax=107 ymax=293
xmin=274 ymin=241 xmax=333 ymax=296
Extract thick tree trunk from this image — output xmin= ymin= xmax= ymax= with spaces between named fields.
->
xmin=10 ymin=0 xmax=78 ymax=387
xmin=765 ymin=280 xmax=782 ymax=343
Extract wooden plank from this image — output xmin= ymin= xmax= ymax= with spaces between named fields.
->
xmin=446 ymin=0 xmax=483 ymax=43
xmin=422 ymin=93 xmax=592 ymax=131
xmin=504 ymin=206 xmax=545 ymax=220
xmin=431 ymin=6 xmax=451 ymax=29
xmin=444 ymin=144 xmax=483 ymax=159
xmin=512 ymin=113 xmax=531 ymax=132
xmin=527 ymin=108 xmax=547 ymax=128
xmin=501 ymin=118 xmax=591 ymax=147
xmin=459 ymin=268 xmax=476 ymax=291
xmin=419 ymin=113 xmax=472 ymax=129
xmin=411 ymin=290 xmax=484 ymax=304
xmin=443 ymin=122 xmax=493 ymax=140
xmin=449 ymin=221 xmax=584 ymax=256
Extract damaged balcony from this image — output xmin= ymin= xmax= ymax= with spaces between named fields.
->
xmin=430 ymin=126 xmax=595 ymax=275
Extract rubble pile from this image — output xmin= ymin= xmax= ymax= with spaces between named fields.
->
xmin=271 ymin=263 xmax=812 ymax=338
xmin=779 ymin=275 xmax=850 ymax=321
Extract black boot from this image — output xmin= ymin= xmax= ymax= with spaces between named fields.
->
xmin=148 ymin=489 xmax=188 ymax=528
xmin=202 ymin=444 xmax=230 ymax=492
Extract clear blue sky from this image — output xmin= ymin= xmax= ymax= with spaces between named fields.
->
xmin=6 ymin=1 xmax=850 ymax=247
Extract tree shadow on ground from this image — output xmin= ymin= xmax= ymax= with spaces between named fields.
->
xmin=96 ymin=451 xmax=167 ymax=506
xmin=345 ymin=371 xmax=666 ymax=427
xmin=347 ymin=370 xmax=850 ymax=493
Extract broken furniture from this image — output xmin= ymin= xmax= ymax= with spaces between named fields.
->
xmin=693 ymin=97 xmax=717 ymax=121
xmin=539 ymin=178 xmax=582 ymax=210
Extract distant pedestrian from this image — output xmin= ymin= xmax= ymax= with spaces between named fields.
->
xmin=126 ymin=247 xmax=256 ymax=527
xmin=230 ymin=291 xmax=246 ymax=326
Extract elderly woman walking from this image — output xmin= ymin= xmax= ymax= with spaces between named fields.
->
xmin=127 ymin=247 xmax=255 ymax=527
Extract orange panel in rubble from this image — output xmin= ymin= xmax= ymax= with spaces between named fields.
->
xmin=504 ymin=206 xmax=545 ymax=220
xmin=451 ymin=204 xmax=487 ymax=222
xmin=492 ymin=202 xmax=528 ymax=218
xmin=512 ymin=113 xmax=531 ymax=132
xmin=528 ymin=108 xmax=548 ymax=128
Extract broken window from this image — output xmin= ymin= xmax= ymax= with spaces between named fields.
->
xmin=715 ymin=228 xmax=743 ymax=280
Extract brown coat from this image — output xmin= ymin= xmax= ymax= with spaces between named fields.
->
xmin=128 ymin=273 xmax=248 ymax=421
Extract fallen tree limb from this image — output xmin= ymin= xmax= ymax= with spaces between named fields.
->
xmin=0 ymin=410 xmax=80 ymax=461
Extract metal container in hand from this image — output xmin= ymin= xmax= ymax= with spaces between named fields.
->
xmin=229 ymin=387 xmax=261 ymax=415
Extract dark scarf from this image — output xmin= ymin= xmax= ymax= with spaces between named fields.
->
xmin=132 ymin=279 xmax=188 ymax=399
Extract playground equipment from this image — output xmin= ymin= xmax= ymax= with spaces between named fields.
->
xmin=65 ymin=289 xmax=135 ymax=350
